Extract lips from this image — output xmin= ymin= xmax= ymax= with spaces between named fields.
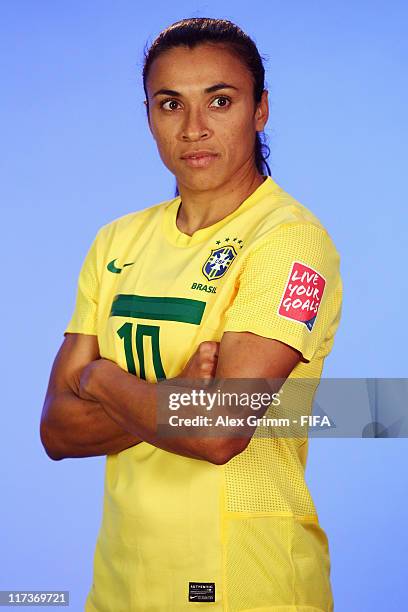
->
xmin=180 ymin=150 xmax=219 ymax=168
xmin=181 ymin=150 xmax=218 ymax=159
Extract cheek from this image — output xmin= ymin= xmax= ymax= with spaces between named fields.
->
xmin=221 ymin=117 xmax=255 ymax=155
xmin=150 ymin=116 xmax=174 ymax=147
xmin=151 ymin=124 xmax=173 ymax=156
xmin=154 ymin=133 xmax=180 ymax=170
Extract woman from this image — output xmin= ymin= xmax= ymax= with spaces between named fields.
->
xmin=41 ymin=17 xmax=342 ymax=612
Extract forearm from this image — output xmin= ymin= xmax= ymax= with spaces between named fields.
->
xmin=98 ymin=377 xmax=221 ymax=463
xmin=40 ymin=389 xmax=143 ymax=460
xmin=85 ymin=364 xmax=260 ymax=464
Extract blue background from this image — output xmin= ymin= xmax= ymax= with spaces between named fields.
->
xmin=1 ymin=1 xmax=407 ymax=610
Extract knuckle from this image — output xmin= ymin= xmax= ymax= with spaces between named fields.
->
xmin=198 ymin=341 xmax=213 ymax=352
xmin=199 ymin=341 xmax=219 ymax=357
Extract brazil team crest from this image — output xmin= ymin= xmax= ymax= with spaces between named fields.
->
xmin=202 ymin=245 xmax=237 ymax=281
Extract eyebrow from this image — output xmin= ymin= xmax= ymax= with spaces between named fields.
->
xmin=152 ymin=82 xmax=239 ymax=97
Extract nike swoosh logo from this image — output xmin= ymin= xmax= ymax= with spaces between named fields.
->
xmin=107 ymin=258 xmax=135 ymax=274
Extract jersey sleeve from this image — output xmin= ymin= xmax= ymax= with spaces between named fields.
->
xmin=223 ymin=222 xmax=342 ymax=362
xmin=63 ymin=229 xmax=102 ymax=336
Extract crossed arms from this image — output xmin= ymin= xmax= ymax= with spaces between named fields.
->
xmin=40 ymin=331 xmax=301 ymax=465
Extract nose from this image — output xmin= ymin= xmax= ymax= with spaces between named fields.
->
xmin=180 ymin=106 xmax=211 ymax=142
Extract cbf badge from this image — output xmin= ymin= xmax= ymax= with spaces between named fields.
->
xmin=202 ymin=245 xmax=237 ymax=281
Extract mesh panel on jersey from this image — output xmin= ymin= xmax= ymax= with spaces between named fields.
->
xmin=223 ymin=223 xmax=342 ymax=363
xmin=68 ymin=273 xmax=98 ymax=333
xmin=224 ymin=358 xmax=324 ymax=515
xmin=224 ymin=516 xmax=333 ymax=612
xmin=237 ymin=607 xmax=328 ymax=612
xmin=224 ymin=435 xmax=316 ymax=516
xmin=64 ymin=232 xmax=100 ymax=335
xmin=292 ymin=520 xmax=333 ymax=611
xmin=225 ymin=515 xmax=293 ymax=610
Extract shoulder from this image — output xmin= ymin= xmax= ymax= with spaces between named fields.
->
xmin=93 ymin=196 xmax=177 ymax=245
xmin=252 ymin=176 xmax=330 ymax=237
xmin=247 ymin=177 xmax=338 ymax=257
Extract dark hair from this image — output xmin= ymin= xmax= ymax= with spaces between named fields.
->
xmin=142 ymin=17 xmax=271 ymax=193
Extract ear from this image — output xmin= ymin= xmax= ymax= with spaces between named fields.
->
xmin=255 ymin=90 xmax=269 ymax=132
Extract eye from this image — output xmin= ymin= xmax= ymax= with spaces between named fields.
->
xmin=160 ymin=99 xmax=182 ymax=111
xmin=209 ymin=96 xmax=231 ymax=108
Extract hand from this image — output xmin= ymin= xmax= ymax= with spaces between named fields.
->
xmin=178 ymin=341 xmax=219 ymax=383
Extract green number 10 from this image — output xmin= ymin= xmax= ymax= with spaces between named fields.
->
xmin=110 ymin=294 xmax=207 ymax=382
xmin=117 ymin=322 xmax=166 ymax=381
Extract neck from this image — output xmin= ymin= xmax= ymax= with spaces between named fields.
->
xmin=176 ymin=164 xmax=265 ymax=236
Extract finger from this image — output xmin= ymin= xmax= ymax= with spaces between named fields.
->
xmin=198 ymin=341 xmax=218 ymax=354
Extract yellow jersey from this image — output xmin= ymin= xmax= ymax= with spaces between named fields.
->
xmin=64 ymin=176 xmax=342 ymax=611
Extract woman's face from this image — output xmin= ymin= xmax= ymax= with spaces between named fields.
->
xmin=145 ymin=43 xmax=268 ymax=192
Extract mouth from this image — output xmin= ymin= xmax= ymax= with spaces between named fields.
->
xmin=180 ymin=151 xmax=219 ymax=169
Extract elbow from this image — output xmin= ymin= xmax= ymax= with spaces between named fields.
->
xmin=39 ymin=421 xmax=64 ymax=461
xmin=207 ymin=437 xmax=250 ymax=465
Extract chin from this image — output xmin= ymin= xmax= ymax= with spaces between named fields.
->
xmin=176 ymin=169 xmax=229 ymax=192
